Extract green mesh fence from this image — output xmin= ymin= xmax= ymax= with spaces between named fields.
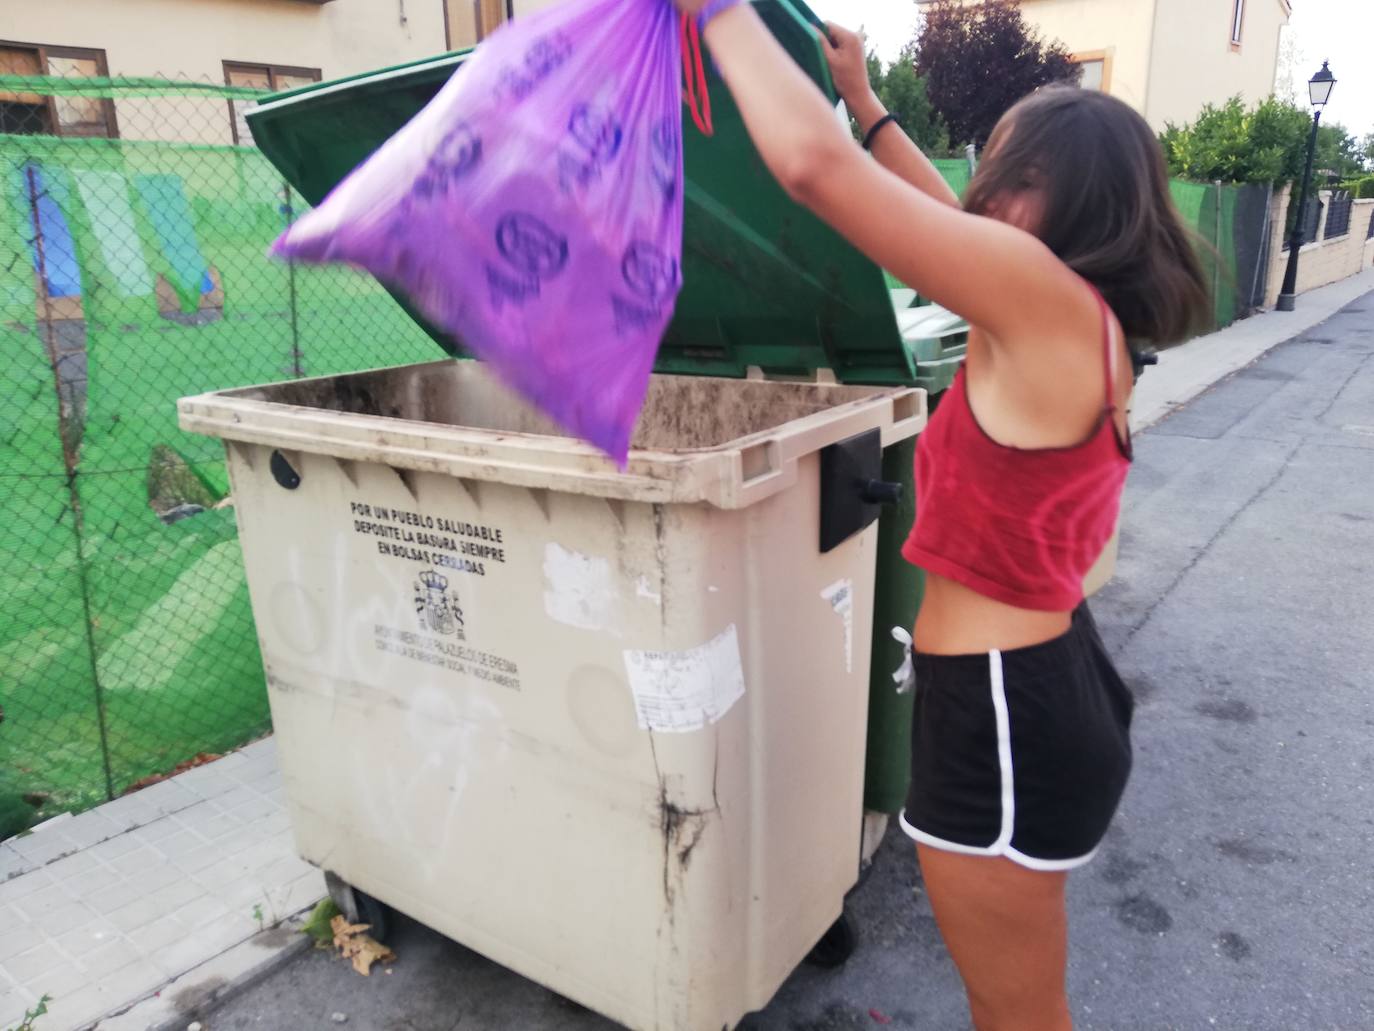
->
xmin=1169 ymin=179 xmax=1263 ymax=332
xmin=1 ymin=76 xmax=439 ymax=837
xmin=890 ymin=171 xmax=1267 ymax=333
xmin=931 ymin=158 xmax=971 ymax=201
xmin=885 ymin=169 xmax=1264 ymax=330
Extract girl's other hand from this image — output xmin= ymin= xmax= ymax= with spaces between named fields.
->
xmin=818 ymin=22 xmax=876 ymax=109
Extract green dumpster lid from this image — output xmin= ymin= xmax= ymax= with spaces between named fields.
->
xmin=247 ymin=0 xmax=911 ymax=385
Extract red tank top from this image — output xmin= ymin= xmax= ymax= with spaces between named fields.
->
xmin=902 ymin=291 xmax=1132 ymax=612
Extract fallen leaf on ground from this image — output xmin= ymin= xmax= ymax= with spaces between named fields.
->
xmin=302 ymin=899 xmax=343 ymax=947
xmin=330 ymin=914 xmax=396 ymax=976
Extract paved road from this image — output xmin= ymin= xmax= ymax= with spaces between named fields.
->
xmin=206 ymin=293 xmax=1374 ymax=1031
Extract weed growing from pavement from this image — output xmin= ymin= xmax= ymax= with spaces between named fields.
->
xmin=6 ymin=994 xmax=51 ymax=1031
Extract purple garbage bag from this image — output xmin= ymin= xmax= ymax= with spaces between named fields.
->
xmin=273 ymin=0 xmax=687 ymax=466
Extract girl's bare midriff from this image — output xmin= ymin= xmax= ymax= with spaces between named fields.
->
xmin=913 ymin=573 xmax=1073 ymax=655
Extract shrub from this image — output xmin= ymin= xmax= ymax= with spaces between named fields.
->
xmin=1160 ymin=96 xmax=1311 ymax=184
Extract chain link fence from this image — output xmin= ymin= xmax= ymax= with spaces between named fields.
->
xmin=1 ymin=75 xmax=442 ymax=838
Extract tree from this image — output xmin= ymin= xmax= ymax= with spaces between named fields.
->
xmin=1246 ymin=97 xmax=1316 ymax=182
xmin=876 ymin=45 xmax=950 ymax=155
xmin=1272 ymin=24 xmax=1300 ymax=109
xmin=1313 ymin=122 xmax=1366 ymax=181
xmin=865 ymin=49 xmax=884 ymax=94
xmin=848 ymin=44 xmax=950 ymax=155
xmin=1163 ymin=100 xmax=1371 ymax=186
xmin=914 ymin=0 xmax=1080 ymax=149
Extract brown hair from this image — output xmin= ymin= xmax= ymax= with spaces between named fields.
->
xmin=964 ymin=86 xmax=1210 ymax=348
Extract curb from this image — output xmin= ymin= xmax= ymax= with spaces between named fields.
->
xmin=91 ymin=906 xmax=320 ymax=1031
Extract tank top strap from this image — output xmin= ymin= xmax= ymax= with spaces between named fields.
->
xmin=1089 ymin=286 xmax=1118 ymax=414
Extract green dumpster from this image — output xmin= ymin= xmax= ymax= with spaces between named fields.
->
xmin=246 ymin=0 xmax=965 ymax=827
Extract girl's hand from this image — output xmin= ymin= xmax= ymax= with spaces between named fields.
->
xmin=818 ymin=22 xmax=876 ymax=109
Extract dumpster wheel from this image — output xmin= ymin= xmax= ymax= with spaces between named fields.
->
xmin=804 ymin=910 xmax=858 ymax=968
xmin=325 ymin=871 xmax=392 ymax=944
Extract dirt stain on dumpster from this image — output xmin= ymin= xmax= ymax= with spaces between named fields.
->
xmin=650 ymin=735 xmax=721 ymax=908
xmin=663 ymin=799 xmax=709 ymax=872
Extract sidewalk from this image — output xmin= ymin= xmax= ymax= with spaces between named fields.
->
xmin=2 ymin=273 xmax=1370 ymax=1031
xmin=0 ymin=740 xmax=321 ymax=1031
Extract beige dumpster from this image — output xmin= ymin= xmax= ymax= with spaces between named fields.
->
xmin=179 ymin=360 xmax=925 ymax=1030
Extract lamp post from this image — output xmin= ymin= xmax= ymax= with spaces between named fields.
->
xmin=1276 ymin=62 xmax=1337 ymax=312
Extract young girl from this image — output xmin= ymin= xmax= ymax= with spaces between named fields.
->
xmin=674 ymin=3 xmax=1209 ymax=1028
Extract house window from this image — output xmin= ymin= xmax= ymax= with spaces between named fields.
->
xmin=0 ymin=41 xmax=117 ymax=137
xmin=224 ymin=62 xmax=321 ymax=145
xmin=449 ymin=0 xmax=515 ymax=49
xmin=475 ymin=0 xmax=517 ymax=41
xmin=1072 ymin=51 xmax=1111 ymax=92
xmin=1231 ymin=0 xmax=1245 ymax=45
xmin=1077 ymin=59 xmax=1105 ymax=91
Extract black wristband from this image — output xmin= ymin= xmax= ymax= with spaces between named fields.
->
xmin=862 ymin=113 xmax=898 ymax=151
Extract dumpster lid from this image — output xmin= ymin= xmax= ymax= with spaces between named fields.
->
xmin=247 ymin=0 xmax=911 ymax=386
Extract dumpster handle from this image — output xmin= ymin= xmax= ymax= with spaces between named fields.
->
xmin=729 ymin=439 xmax=796 ymax=509
xmin=861 ymin=480 xmax=903 ymax=505
xmin=739 ymin=440 xmax=780 ymax=484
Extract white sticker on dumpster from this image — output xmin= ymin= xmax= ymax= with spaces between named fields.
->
xmin=623 ymin=626 xmax=746 ymax=734
xmin=821 ymin=578 xmax=854 ymax=674
xmin=543 ymin=543 xmax=620 ymax=632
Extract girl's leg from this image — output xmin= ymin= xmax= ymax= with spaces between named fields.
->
xmin=917 ymin=844 xmax=1073 ymax=1031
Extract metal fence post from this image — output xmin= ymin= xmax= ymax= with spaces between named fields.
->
xmin=24 ymin=163 xmax=116 ymax=803
xmin=284 ymin=179 xmax=303 ymax=378
xmin=1213 ymin=180 xmax=1223 ymax=324
xmin=1250 ymin=182 xmax=1274 ymax=312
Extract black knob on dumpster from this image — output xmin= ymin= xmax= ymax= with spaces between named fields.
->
xmin=862 ymin=480 xmax=903 ymax=505
xmin=271 ymin=450 xmax=301 ymax=490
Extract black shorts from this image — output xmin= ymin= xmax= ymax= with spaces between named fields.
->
xmin=900 ymin=603 xmax=1134 ymax=871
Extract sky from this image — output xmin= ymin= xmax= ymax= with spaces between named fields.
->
xmin=805 ymin=0 xmax=1373 ymax=138
xmin=1286 ymin=1 xmax=1372 ymax=137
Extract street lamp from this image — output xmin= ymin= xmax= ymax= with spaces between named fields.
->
xmin=1276 ymin=62 xmax=1337 ymax=312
